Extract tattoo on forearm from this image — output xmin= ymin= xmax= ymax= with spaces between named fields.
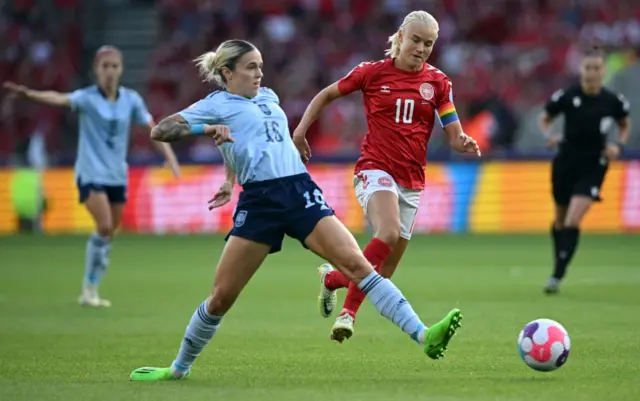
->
xmin=151 ymin=118 xmax=191 ymax=142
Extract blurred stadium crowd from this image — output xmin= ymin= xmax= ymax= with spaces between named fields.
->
xmin=1 ymin=0 xmax=639 ymax=165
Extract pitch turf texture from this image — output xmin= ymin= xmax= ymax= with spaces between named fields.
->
xmin=1 ymin=234 xmax=638 ymax=401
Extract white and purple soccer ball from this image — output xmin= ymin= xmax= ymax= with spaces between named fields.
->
xmin=517 ymin=318 xmax=570 ymax=372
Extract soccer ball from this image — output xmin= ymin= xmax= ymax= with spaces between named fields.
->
xmin=517 ymin=318 xmax=570 ymax=372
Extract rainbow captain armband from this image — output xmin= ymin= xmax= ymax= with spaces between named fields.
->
xmin=189 ymin=124 xmax=205 ymax=135
xmin=437 ymin=102 xmax=459 ymax=126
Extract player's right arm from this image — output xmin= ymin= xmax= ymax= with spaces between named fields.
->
xmin=603 ymin=92 xmax=632 ymax=161
xmin=3 ymin=81 xmax=71 ymax=108
xmin=150 ymin=114 xmax=193 ymax=142
xmin=540 ymin=88 xmax=567 ymax=147
xmin=292 ymin=61 xmax=373 ymax=162
xmin=151 ymin=97 xmax=233 ymax=145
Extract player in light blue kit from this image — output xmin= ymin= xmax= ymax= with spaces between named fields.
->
xmin=129 ymin=39 xmax=462 ymax=382
xmin=3 ymin=46 xmax=181 ymax=307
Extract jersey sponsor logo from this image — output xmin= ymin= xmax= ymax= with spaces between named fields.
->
xmin=378 ymin=176 xmax=393 ymax=187
xmin=258 ymin=104 xmax=271 ymax=115
xmin=235 ymin=210 xmax=247 ymax=227
xmin=380 ymin=86 xmax=391 ymax=93
xmin=420 ymin=83 xmax=434 ymax=101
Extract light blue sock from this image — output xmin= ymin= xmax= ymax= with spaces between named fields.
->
xmin=83 ymin=233 xmax=110 ymax=286
xmin=358 ymin=272 xmax=426 ymax=343
xmin=172 ymin=300 xmax=222 ymax=376
xmin=94 ymin=240 xmax=111 ymax=286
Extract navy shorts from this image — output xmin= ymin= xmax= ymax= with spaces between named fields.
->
xmin=77 ymin=179 xmax=127 ymax=204
xmin=226 ymin=173 xmax=335 ymax=253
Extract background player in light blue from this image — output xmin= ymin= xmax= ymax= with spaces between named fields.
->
xmin=3 ymin=46 xmax=181 ymax=308
xmin=129 ymin=39 xmax=462 ymax=382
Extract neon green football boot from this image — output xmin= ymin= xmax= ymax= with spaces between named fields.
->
xmin=423 ymin=308 xmax=463 ymax=359
xmin=130 ymin=366 xmax=188 ymax=381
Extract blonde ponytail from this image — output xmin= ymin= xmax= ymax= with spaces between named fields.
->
xmin=385 ymin=11 xmax=439 ymax=58
xmin=194 ymin=51 xmax=221 ymax=85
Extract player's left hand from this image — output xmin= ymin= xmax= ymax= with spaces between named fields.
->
xmin=602 ymin=143 xmax=621 ymax=161
xmin=208 ymin=181 xmax=233 ymax=210
xmin=205 ymin=125 xmax=234 ymax=146
xmin=455 ymin=133 xmax=481 ymax=157
xmin=292 ymin=130 xmax=312 ymax=163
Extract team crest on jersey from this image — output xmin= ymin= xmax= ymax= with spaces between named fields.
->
xmin=235 ymin=210 xmax=247 ymax=227
xmin=258 ymin=104 xmax=271 ymax=115
xmin=420 ymin=83 xmax=434 ymax=100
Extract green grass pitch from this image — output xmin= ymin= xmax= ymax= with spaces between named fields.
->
xmin=1 ymin=233 xmax=639 ymax=401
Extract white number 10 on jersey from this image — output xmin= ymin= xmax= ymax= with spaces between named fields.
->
xmin=395 ymin=98 xmax=415 ymax=124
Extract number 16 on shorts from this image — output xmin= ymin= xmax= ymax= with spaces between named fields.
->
xmin=303 ymin=189 xmax=330 ymax=210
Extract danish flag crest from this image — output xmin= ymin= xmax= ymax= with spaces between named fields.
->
xmin=420 ymin=83 xmax=434 ymax=100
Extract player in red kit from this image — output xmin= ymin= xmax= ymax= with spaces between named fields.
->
xmin=293 ymin=10 xmax=480 ymax=343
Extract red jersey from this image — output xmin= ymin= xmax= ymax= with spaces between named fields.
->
xmin=337 ymin=58 xmax=455 ymax=190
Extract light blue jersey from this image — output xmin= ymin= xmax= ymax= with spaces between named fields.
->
xmin=178 ymin=87 xmax=306 ymax=185
xmin=69 ymin=86 xmax=152 ymax=186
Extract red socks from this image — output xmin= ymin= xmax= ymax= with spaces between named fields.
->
xmin=324 ymin=268 xmax=350 ymax=291
xmin=323 ymin=238 xmax=393 ymax=316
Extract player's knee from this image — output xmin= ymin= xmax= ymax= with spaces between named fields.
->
xmin=563 ymin=219 xmax=580 ymax=229
xmin=553 ymin=219 xmax=564 ymax=230
xmin=563 ymin=213 xmax=582 ymax=228
xmin=96 ymin=223 xmax=113 ymax=238
xmin=373 ymin=222 xmax=401 ymax=247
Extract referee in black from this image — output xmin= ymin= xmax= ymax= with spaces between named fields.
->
xmin=539 ymin=45 xmax=631 ymax=294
